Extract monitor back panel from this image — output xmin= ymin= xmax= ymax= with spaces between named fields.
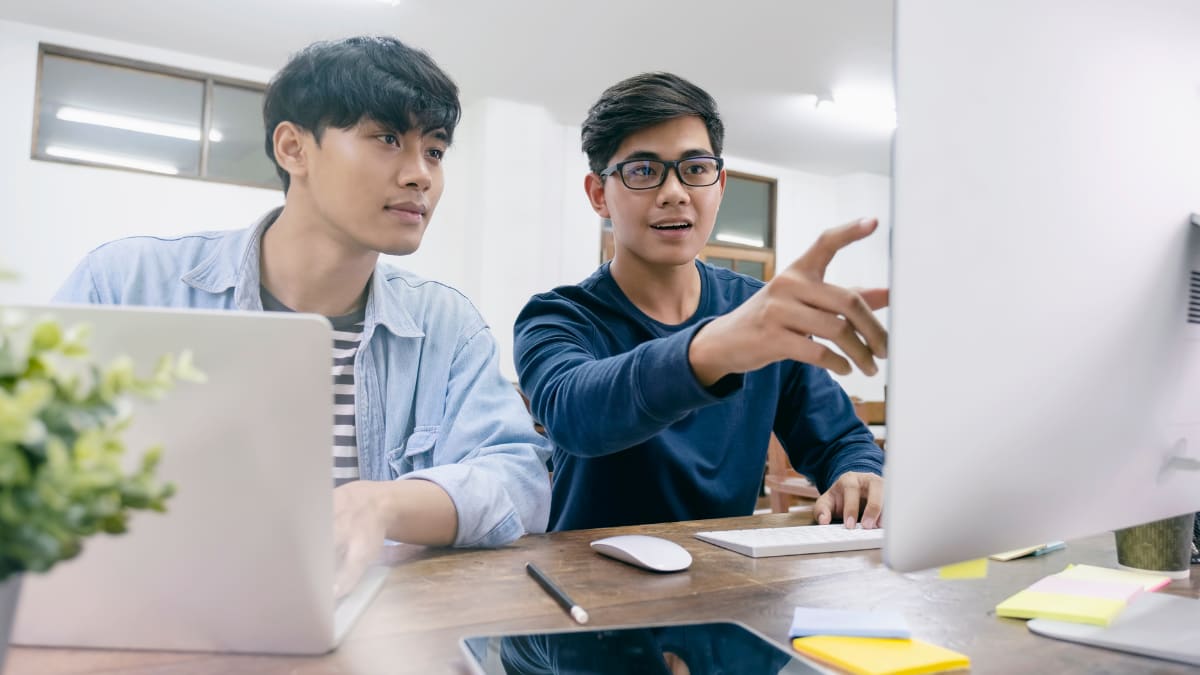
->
xmin=887 ymin=0 xmax=1200 ymax=571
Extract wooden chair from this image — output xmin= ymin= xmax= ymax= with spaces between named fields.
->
xmin=851 ymin=397 xmax=887 ymax=449
xmin=763 ymin=434 xmax=820 ymax=513
xmin=763 ymin=397 xmax=887 ymax=513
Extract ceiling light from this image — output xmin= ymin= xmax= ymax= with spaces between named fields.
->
xmin=809 ymin=87 xmax=896 ymax=131
xmin=56 ymin=106 xmax=222 ymax=142
xmin=714 ymin=233 xmax=765 ymax=247
xmin=45 ymin=145 xmax=180 ymax=175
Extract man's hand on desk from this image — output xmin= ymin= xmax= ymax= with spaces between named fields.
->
xmin=333 ymin=479 xmax=460 ymax=599
xmin=814 ymin=471 xmax=884 ymax=529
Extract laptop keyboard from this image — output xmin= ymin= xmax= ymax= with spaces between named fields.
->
xmin=694 ymin=524 xmax=884 ymax=558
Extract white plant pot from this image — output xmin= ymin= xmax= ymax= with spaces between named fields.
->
xmin=0 ymin=574 xmax=21 ymax=672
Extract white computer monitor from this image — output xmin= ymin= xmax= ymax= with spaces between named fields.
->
xmin=883 ymin=0 xmax=1200 ymax=573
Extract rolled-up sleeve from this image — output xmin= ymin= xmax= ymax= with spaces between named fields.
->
xmin=401 ymin=326 xmax=552 ymax=547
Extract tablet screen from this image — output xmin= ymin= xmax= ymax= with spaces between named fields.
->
xmin=460 ymin=620 xmax=820 ymax=674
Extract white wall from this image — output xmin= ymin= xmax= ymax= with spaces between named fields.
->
xmin=382 ymin=99 xmax=483 ymax=302
xmin=392 ymin=98 xmax=596 ymax=380
xmin=0 ymin=20 xmax=284 ymax=304
xmin=0 ymin=18 xmax=891 ymax=394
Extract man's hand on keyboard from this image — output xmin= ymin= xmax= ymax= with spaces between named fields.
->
xmin=333 ymin=481 xmax=388 ymax=601
xmin=814 ymin=471 xmax=884 ymax=529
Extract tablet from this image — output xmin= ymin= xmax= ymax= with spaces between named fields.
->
xmin=459 ymin=620 xmax=821 ymax=674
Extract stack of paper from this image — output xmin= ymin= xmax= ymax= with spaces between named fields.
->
xmin=995 ymin=564 xmax=1168 ymax=626
xmin=790 ymin=607 xmax=911 ymax=639
xmin=789 ymin=608 xmax=970 ymax=675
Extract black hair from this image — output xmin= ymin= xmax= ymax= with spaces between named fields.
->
xmin=580 ymin=72 xmax=724 ymax=175
xmin=262 ymin=35 xmax=461 ymax=192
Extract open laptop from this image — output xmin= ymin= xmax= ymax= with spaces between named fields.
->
xmin=8 ymin=304 xmax=387 ymax=655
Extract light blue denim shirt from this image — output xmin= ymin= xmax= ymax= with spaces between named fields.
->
xmin=54 ymin=208 xmax=552 ymax=547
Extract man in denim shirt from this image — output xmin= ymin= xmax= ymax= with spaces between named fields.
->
xmin=54 ymin=36 xmax=552 ymax=596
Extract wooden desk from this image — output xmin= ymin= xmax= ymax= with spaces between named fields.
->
xmin=8 ymin=511 xmax=1199 ymax=674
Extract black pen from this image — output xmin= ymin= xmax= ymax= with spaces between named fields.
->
xmin=525 ymin=562 xmax=589 ymax=624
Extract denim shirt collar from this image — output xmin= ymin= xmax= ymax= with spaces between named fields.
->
xmin=178 ymin=207 xmax=424 ymax=338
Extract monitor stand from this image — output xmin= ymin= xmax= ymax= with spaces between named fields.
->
xmin=1027 ymin=591 xmax=1200 ymax=666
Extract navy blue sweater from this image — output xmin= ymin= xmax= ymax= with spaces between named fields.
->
xmin=514 ymin=260 xmax=884 ymax=531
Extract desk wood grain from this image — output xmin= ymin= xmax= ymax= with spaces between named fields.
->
xmin=7 ymin=511 xmax=1198 ymax=674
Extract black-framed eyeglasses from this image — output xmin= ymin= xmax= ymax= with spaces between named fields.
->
xmin=599 ymin=156 xmax=724 ymax=190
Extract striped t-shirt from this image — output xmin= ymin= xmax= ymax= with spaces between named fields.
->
xmin=261 ymin=286 xmax=365 ymax=487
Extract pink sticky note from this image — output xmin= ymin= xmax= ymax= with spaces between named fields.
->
xmin=1057 ymin=564 xmax=1172 ymax=592
xmin=1027 ymin=574 xmax=1143 ymax=603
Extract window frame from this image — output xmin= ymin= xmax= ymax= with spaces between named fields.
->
xmin=699 ymin=169 xmax=778 ymax=281
xmin=31 ymin=43 xmax=278 ymax=190
xmin=697 ymin=243 xmax=777 ymax=281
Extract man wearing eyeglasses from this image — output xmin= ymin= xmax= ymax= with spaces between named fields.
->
xmin=513 ymin=72 xmax=888 ymax=532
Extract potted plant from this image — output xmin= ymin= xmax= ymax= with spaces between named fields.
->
xmin=0 ymin=307 xmax=202 ymax=666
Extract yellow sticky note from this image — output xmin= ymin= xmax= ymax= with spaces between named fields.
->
xmin=791 ymin=636 xmax=971 ymax=675
xmin=995 ymin=589 xmax=1126 ymax=626
xmin=938 ymin=558 xmax=987 ymax=579
xmin=1058 ymin=564 xmax=1170 ymax=591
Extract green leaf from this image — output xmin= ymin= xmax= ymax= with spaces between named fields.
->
xmin=0 ymin=313 xmax=194 ymax=576
xmin=0 ymin=444 xmax=31 ymax=486
xmin=30 ymin=319 xmax=62 ymax=352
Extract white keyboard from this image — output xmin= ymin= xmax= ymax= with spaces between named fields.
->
xmin=694 ymin=524 xmax=884 ymax=558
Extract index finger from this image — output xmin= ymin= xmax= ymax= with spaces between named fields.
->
xmin=860 ymin=476 xmax=884 ymax=529
xmin=792 ymin=218 xmax=879 ymax=277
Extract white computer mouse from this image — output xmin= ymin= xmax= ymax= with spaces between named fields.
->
xmin=589 ymin=535 xmax=693 ymax=572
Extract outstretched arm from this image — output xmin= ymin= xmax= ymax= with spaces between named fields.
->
xmin=515 ymin=299 xmax=738 ymax=457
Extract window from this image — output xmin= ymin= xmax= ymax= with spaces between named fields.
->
xmin=700 ymin=171 xmax=776 ymax=281
xmin=600 ymin=170 xmax=777 ymax=281
xmin=32 ymin=44 xmax=280 ymax=190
